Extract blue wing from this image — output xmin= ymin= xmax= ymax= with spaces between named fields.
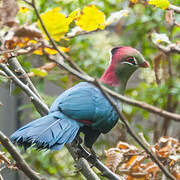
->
xmin=50 ymin=82 xmax=122 ymax=133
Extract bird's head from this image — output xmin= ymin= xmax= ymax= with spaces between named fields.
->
xmin=100 ymin=46 xmax=149 ymax=88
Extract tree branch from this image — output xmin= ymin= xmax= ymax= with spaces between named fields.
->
xmin=152 ymin=41 xmax=180 ymax=54
xmin=169 ymin=4 xmax=180 ymax=14
xmin=0 ymin=63 xmax=49 ymax=114
xmin=76 ymin=158 xmax=100 ymax=180
xmin=0 ymin=131 xmax=44 ymax=180
xmin=8 ymin=56 xmax=48 ymax=116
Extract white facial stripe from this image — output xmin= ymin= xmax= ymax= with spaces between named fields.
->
xmin=134 ymin=57 xmax=137 ymax=65
xmin=109 ymin=50 xmax=113 ymax=65
xmin=121 ymin=62 xmax=133 ymax=66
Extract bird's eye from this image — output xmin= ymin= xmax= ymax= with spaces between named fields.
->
xmin=126 ymin=57 xmax=136 ymax=65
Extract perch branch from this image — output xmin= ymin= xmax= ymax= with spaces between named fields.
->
xmin=0 ymin=131 xmax=44 ymax=180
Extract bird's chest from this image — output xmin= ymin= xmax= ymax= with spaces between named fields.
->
xmin=91 ymin=91 xmax=121 ymax=133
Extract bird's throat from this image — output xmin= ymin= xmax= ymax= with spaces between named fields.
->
xmin=101 ymin=79 xmax=127 ymax=95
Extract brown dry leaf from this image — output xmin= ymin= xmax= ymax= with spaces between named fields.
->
xmin=5 ymin=37 xmax=30 ymax=49
xmin=14 ymin=26 xmax=43 ymax=39
xmin=155 ymin=137 xmax=179 ymax=159
xmin=0 ymin=152 xmax=10 ymax=165
xmin=117 ymin=141 xmax=137 ymax=151
xmin=105 ymin=148 xmax=123 ymax=172
xmin=171 ymin=170 xmax=180 ymax=179
xmin=143 ymin=162 xmax=160 ymax=179
xmin=165 ymin=10 xmax=174 ymax=26
xmin=0 ymin=0 xmax=19 ymax=27
xmin=124 ymin=155 xmax=145 ymax=170
xmin=106 ymin=137 xmax=180 ymax=179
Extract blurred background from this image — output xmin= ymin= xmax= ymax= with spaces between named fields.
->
xmin=0 ymin=0 xmax=179 ymax=179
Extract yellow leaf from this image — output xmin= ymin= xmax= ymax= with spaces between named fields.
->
xmin=33 ymin=48 xmax=43 ymax=55
xmin=19 ymin=7 xmax=29 ymax=13
xmin=130 ymin=0 xmax=138 ymax=3
xmin=44 ymin=47 xmax=58 ymax=55
xmin=76 ymin=5 xmax=106 ymax=32
xmin=58 ymin=46 xmax=70 ymax=52
xmin=29 ymin=40 xmax=38 ymax=44
xmin=157 ymin=39 xmax=162 ymax=43
xmin=67 ymin=8 xmax=80 ymax=24
xmin=45 ymin=46 xmax=69 ymax=54
xmin=37 ymin=7 xmax=69 ymax=41
xmin=148 ymin=0 xmax=169 ymax=10
xmin=33 ymin=46 xmax=69 ymax=55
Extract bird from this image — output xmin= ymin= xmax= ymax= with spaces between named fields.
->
xmin=10 ymin=46 xmax=149 ymax=153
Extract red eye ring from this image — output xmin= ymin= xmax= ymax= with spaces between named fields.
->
xmin=126 ymin=57 xmax=136 ymax=65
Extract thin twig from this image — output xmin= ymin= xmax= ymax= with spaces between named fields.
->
xmin=0 ymin=131 xmax=44 ymax=180
xmin=0 ymin=48 xmax=21 ymax=55
xmin=138 ymin=133 xmax=151 ymax=147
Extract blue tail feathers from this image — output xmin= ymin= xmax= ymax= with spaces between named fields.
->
xmin=10 ymin=111 xmax=82 ymax=150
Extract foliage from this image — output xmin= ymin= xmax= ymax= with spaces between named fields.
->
xmin=105 ymin=136 xmax=180 ymax=179
xmin=0 ymin=0 xmax=179 ymax=179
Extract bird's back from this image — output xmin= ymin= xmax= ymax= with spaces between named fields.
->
xmin=50 ymin=82 xmax=121 ymax=133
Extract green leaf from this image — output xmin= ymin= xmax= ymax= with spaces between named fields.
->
xmin=31 ymin=68 xmax=48 ymax=77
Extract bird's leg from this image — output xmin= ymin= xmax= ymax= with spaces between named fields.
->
xmin=86 ymin=147 xmax=99 ymax=168
xmin=89 ymin=147 xmax=97 ymax=157
xmin=72 ymin=131 xmax=83 ymax=147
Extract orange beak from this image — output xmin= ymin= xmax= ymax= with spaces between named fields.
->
xmin=139 ymin=61 xmax=149 ymax=68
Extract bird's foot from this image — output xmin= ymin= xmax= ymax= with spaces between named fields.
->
xmin=86 ymin=147 xmax=98 ymax=167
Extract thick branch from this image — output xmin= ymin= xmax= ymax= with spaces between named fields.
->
xmin=0 ymin=131 xmax=44 ymax=180
xmin=0 ymin=63 xmax=49 ymax=114
xmin=76 ymin=158 xmax=100 ymax=180
xmin=169 ymin=4 xmax=180 ymax=14
xmin=8 ymin=56 xmax=48 ymax=116
xmin=67 ymin=144 xmax=122 ymax=180
xmin=153 ymin=42 xmax=180 ymax=54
